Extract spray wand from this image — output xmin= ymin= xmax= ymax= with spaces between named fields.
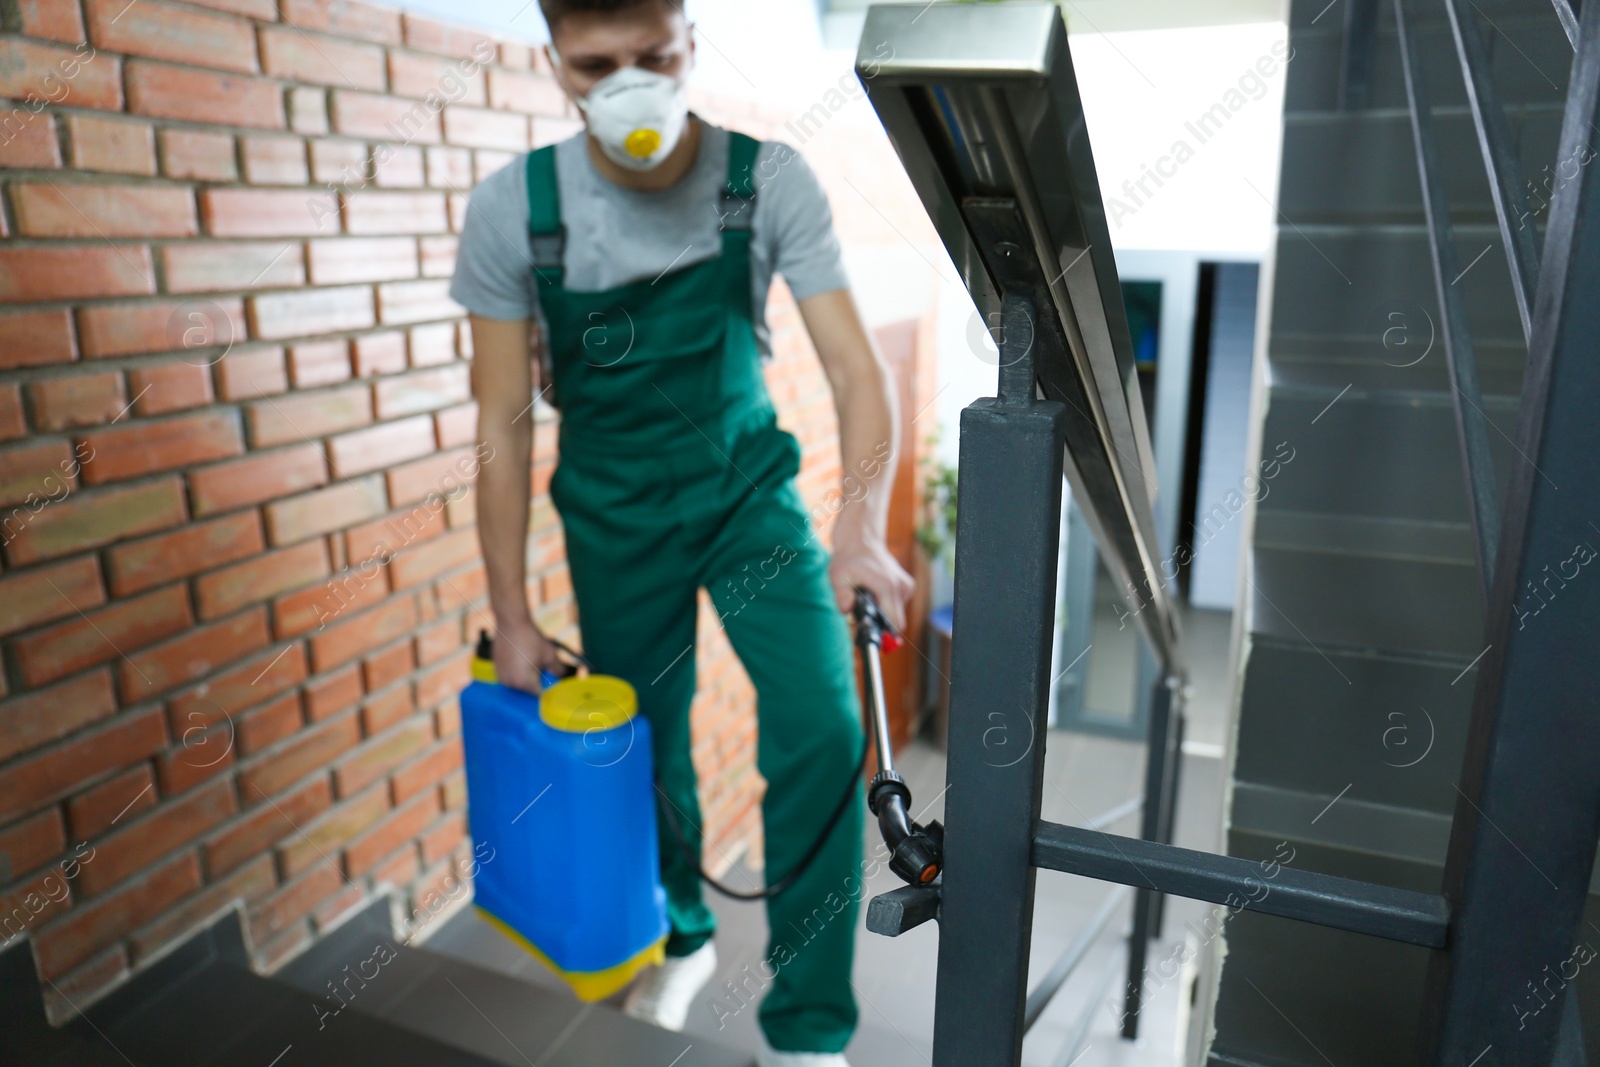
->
xmin=853 ymin=589 xmax=944 ymax=887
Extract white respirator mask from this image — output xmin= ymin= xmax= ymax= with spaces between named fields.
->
xmin=555 ymin=55 xmax=691 ymax=171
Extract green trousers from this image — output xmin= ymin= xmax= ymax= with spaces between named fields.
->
xmin=552 ymin=416 xmax=865 ymax=1055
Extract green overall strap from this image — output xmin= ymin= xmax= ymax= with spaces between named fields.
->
xmin=719 ymin=132 xmax=758 ymax=236
xmin=720 ymin=132 xmax=759 ymax=318
xmin=525 ymin=145 xmax=564 ymax=288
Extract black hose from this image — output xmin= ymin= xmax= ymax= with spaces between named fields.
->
xmin=655 ymin=739 xmax=868 ymax=901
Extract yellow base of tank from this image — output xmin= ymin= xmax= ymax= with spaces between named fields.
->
xmin=474 ymin=905 xmax=667 ymax=1002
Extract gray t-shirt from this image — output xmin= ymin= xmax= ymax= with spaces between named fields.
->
xmin=449 ymin=120 xmax=849 ymax=357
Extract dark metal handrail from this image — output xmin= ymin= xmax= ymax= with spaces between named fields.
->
xmin=1394 ymin=0 xmax=1505 ymax=594
xmin=1443 ymin=0 xmax=1544 ymax=338
xmin=1338 ymin=0 xmax=1383 ymax=109
xmin=1554 ymin=0 xmax=1581 ymax=48
xmin=857 ymin=3 xmax=1183 ymax=681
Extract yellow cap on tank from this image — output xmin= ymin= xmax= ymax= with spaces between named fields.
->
xmin=624 ymin=127 xmax=661 ymax=159
xmin=539 ymin=675 xmax=638 ymax=732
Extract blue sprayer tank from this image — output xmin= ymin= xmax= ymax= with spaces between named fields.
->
xmin=460 ymin=632 xmax=668 ymax=1001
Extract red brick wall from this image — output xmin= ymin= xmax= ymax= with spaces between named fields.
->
xmin=0 ymin=0 xmax=936 ymax=1022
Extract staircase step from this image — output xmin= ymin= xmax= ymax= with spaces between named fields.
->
xmin=1279 ymin=103 xmax=1564 ymax=225
xmin=1247 ymin=544 xmax=1483 ymax=658
xmin=272 ymin=897 xmax=754 ymax=1067
xmin=1254 ymin=510 xmax=1476 ymax=564
xmin=1289 ymin=0 xmax=1569 ymax=27
xmin=2 ymin=912 xmax=503 ymax=1067
xmin=0 ymin=943 xmax=148 ymax=1066
xmin=1210 ymin=837 xmax=1439 ymax=1067
xmin=1268 ymin=223 xmax=1527 ymax=346
xmin=1285 ymin=9 xmax=1570 ymax=113
xmin=1231 ymin=639 xmax=1477 ymax=859
xmin=3 ymin=898 xmax=751 ymax=1067
xmin=1258 ymin=386 xmax=1515 ymax=527
xmin=1266 ymin=337 xmax=1526 ymax=399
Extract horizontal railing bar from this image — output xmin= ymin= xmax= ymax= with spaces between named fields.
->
xmin=1555 ymin=0 xmax=1580 ymax=49
xmin=1032 ymin=821 xmax=1450 ymax=947
xmin=865 ymin=884 xmax=941 ymax=938
xmin=1047 ymin=951 xmax=1121 ymax=1067
xmin=1080 ymin=796 xmax=1142 ymax=833
xmin=1023 ymin=886 xmax=1131 ymax=1033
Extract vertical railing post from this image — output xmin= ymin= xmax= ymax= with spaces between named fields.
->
xmin=1422 ymin=3 xmax=1600 ymax=1061
xmin=1120 ymin=679 xmax=1177 ymax=1039
xmin=1151 ymin=696 xmax=1187 ymax=938
xmin=931 ymin=292 xmax=1067 ymax=1067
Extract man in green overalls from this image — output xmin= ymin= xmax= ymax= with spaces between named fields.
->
xmin=450 ymin=2 xmax=914 ymax=1064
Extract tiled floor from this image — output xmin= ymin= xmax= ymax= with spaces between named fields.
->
xmin=426 ymin=608 xmax=1236 ymax=1067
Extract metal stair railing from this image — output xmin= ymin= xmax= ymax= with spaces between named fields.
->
xmin=1384 ymin=0 xmax=1600 ymax=1062
xmin=1393 ymin=0 xmax=1508 ymax=594
xmin=851 ymin=2 xmax=1600 ymax=1065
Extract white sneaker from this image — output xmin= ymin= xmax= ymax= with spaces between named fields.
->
xmin=756 ymin=1039 xmax=852 ymax=1066
xmin=622 ymin=941 xmax=718 ymax=1031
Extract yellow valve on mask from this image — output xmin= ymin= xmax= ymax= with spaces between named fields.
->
xmin=624 ymin=127 xmax=662 ymax=159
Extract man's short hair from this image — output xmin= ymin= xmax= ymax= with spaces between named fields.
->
xmin=539 ymin=0 xmax=675 ymax=29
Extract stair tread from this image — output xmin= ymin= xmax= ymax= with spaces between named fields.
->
xmin=1258 ymin=392 xmax=1514 ymax=528
xmin=1266 ymin=357 xmax=1525 ymax=402
xmin=1267 ymin=225 xmax=1529 ymax=348
xmin=4 ymin=902 xmax=743 ymax=1067
xmin=1252 ymin=509 xmax=1478 ymax=564
xmin=1 ymin=939 xmax=503 ymax=1067
xmin=273 ymin=900 xmax=754 ymax=1067
xmin=0 ymin=944 xmax=146 ymax=1067
xmin=1278 ymin=100 xmax=1565 ymax=227
xmin=1246 ymin=545 xmax=1484 ymax=674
